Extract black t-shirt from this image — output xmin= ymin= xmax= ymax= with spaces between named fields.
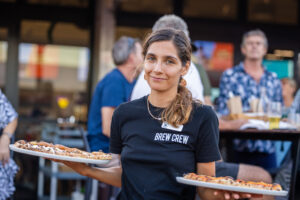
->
xmin=110 ymin=96 xmax=221 ymax=200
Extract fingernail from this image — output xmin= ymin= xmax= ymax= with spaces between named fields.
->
xmin=225 ymin=194 xmax=230 ymax=199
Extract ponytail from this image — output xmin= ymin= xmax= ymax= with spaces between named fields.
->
xmin=161 ymin=84 xmax=194 ymax=127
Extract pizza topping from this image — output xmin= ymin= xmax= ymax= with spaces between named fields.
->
xmin=183 ymin=173 xmax=282 ymax=191
xmin=14 ymin=140 xmax=112 ymax=160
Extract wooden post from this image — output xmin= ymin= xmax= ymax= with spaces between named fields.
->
xmin=5 ymin=7 xmax=20 ymax=110
xmin=89 ymin=0 xmax=115 ymax=95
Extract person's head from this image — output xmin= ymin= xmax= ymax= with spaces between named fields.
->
xmin=281 ymin=78 xmax=297 ymax=99
xmin=241 ymin=29 xmax=268 ymax=60
xmin=152 ymin=14 xmax=190 ymax=40
xmin=112 ymin=36 xmax=143 ymax=68
xmin=143 ymin=28 xmax=193 ymax=127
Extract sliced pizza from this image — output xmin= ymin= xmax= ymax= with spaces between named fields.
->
xmin=183 ymin=173 xmax=282 ymax=191
xmin=14 ymin=140 xmax=112 ymax=160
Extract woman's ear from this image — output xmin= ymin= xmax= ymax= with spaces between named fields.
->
xmin=181 ymin=61 xmax=190 ymax=76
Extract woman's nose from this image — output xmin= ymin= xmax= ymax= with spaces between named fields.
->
xmin=153 ymin=61 xmax=163 ymax=72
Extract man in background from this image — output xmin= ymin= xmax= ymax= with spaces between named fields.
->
xmin=217 ymin=29 xmax=282 ymax=172
xmin=88 ymin=36 xmax=142 ymax=154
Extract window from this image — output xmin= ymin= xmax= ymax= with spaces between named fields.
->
xmin=183 ymin=0 xmax=237 ymax=19
xmin=18 ymin=43 xmax=89 ymax=122
xmin=248 ymin=0 xmax=298 ymax=25
xmin=21 ymin=20 xmax=90 ymax=46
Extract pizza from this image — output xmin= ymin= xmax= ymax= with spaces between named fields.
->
xmin=13 ymin=140 xmax=112 ymax=160
xmin=183 ymin=173 xmax=282 ymax=191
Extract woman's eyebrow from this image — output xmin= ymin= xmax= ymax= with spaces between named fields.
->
xmin=165 ymin=55 xmax=178 ymax=61
xmin=146 ymin=52 xmax=178 ymax=61
xmin=146 ymin=52 xmax=156 ymax=57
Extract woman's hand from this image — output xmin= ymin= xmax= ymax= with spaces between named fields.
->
xmin=0 ymin=134 xmax=11 ymax=165
xmin=47 ymin=158 xmax=90 ymax=176
xmin=213 ymin=190 xmax=263 ymax=199
xmin=48 ymin=154 xmax=122 ymax=187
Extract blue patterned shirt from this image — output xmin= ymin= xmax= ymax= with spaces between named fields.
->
xmin=0 ymin=89 xmax=18 ymax=130
xmin=290 ymin=89 xmax=300 ymax=112
xmin=217 ymin=62 xmax=283 ymax=153
xmin=0 ymin=90 xmax=19 ymax=199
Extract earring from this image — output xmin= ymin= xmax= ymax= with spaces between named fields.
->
xmin=179 ymin=77 xmax=187 ymax=87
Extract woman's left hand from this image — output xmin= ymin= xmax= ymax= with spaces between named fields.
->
xmin=47 ymin=158 xmax=90 ymax=176
xmin=213 ymin=190 xmax=263 ymax=199
xmin=0 ymin=135 xmax=10 ymax=165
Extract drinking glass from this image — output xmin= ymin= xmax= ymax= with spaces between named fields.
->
xmin=268 ymin=102 xmax=282 ymax=129
xmin=288 ymin=110 xmax=300 ymax=130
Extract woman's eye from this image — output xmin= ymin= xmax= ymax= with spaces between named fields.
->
xmin=166 ymin=60 xmax=174 ymax=64
xmin=147 ymin=56 xmax=155 ymax=61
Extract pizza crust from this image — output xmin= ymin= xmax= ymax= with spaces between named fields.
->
xmin=183 ymin=173 xmax=282 ymax=191
xmin=14 ymin=140 xmax=112 ymax=160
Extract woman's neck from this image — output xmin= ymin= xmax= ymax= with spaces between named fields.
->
xmin=148 ymin=88 xmax=177 ymax=108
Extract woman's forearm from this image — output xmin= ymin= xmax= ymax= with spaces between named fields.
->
xmin=3 ymin=118 xmax=18 ymax=136
xmin=85 ymin=166 xmax=122 ymax=187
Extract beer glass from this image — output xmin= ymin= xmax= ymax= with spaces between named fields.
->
xmin=268 ymin=102 xmax=282 ymax=129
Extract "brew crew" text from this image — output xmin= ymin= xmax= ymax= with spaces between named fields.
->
xmin=154 ymin=133 xmax=189 ymax=144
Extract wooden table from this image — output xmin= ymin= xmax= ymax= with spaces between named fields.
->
xmin=220 ymin=129 xmax=300 ymax=200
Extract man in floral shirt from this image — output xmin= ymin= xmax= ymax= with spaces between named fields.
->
xmin=217 ymin=29 xmax=283 ymax=171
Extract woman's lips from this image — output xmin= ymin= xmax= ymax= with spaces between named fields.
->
xmin=150 ymin=76 xmax=166 ymax=81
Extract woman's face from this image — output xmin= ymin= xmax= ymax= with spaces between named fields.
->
xmin=281 ymin=80 xmax=295 ymax=98
xmin=144 ymin=40 xmax=189 ymax=93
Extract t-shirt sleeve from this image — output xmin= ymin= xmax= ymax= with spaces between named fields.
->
xmin=109 ymin=107 xmax=122 ymax=154
xmin=101 ymin=81 xmax=125 ymax=107
xmin=195 ymin=106 xmax=221 ymax=163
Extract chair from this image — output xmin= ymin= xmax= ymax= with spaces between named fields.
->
xmin=37 ymin=123 xmax=89 ymax=200
xmin=79 ymin=127 xmax=98 ymax=200
xmin=80 ymin=128 xmax=120 ymax=200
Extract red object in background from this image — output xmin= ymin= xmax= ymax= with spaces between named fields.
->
xmin=210 ymin=43 xmax=234 ymax=71
xmin=28 ymin=63 xmax=58 ymax=79
xmin=27 ymin=45 xmax=58 ymax=79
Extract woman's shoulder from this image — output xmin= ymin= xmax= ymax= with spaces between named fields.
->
xmin=114 ymin=96 xmax=146 ymax=115
xmin=192 ymin=102 xmax=217 ymax=119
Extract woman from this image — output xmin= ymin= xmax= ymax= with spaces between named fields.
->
xmin=0 ymin=89 xmax=19 ymax=199
xmin=281 ymin=78 xmax=297 ymax=117
xmin=56 ymin=29 xmax=259 ymax=200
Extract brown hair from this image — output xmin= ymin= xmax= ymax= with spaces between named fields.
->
xmin=143 ymin=28 xmax=194 ymax=127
